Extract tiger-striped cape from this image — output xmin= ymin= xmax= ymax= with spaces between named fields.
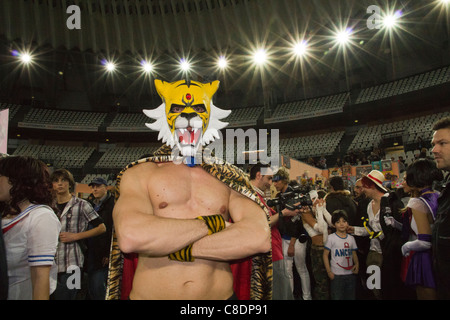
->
xmin=105 ymin=144 xmax=273 ymax=300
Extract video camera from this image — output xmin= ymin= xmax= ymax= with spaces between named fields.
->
xmin=267 ymin=185 xmax=313 ymax=244
xmin=266 ymin=185 xmax=313 ymax=211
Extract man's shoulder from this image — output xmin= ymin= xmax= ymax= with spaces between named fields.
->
xmin=120 ymin=160 xmax=159 ymax=179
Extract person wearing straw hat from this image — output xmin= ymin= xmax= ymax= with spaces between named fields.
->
xmin=348 ymin=170 xmax=412 ymax=300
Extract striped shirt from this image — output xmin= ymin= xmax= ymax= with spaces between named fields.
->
xmin=55 ymin=196 xmax=100 ymax=273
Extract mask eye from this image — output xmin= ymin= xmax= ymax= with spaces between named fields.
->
xmin=192 ymin=104 xmax=206 ymax=113
xmin=170 ymin=104 xmax=185 ymax=113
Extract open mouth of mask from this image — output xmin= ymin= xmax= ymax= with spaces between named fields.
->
xmin=175 ymin=126 xmax=202 ymax=147
xmin=174 ymin=117 xmax=204 ymax=156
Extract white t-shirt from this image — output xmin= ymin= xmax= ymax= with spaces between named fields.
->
xmin=2 ymin=205 xmax=61 ymax=300
xmin=324 ymin=233 xmax=358 ymax=275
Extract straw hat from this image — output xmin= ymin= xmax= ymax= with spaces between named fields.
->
xmin=366 ymin=170 xmax=387 ymax=192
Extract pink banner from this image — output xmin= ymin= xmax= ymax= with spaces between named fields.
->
xmin=0 ymin=109 xmax=9 ymax=154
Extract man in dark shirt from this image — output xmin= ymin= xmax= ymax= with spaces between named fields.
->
xmin=86 ymin=177 xmax=115 ymax=300
xmin=431 ymin=117 xmax=450 ymax=299
xmin=325 ymin=176 xmax=357 ymax=226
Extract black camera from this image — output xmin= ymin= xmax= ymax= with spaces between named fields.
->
xmin=266 ymin=185 xmax=313 ymax=211
xmin=267 ymin=185 xmax=313 ymax=244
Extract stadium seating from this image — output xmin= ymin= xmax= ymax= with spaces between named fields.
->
xmin=348 ymin=111 xmax=450 ymax=153
xmin=278 ymin=131 xmax=345 ymax=159
xmin=13 ymin=144 xmax=95 ymax=169
xmin=94 ymin=145 xmax=161 ymax=169
xmin=0 ymin=103 xmax=21 ymax=119
xmin=266 ymin=92 xmax=349 ymax=123
xmin=19 ymin=108 xmax=107 ymax=131
xmin=356 ymin=66 xmax=450 ymax=104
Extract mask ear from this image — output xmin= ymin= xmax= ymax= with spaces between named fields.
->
xmin=154 ymin=79 xmax=167 ymax=99
xmin=204 ymin=80 xmax=220 ymax=98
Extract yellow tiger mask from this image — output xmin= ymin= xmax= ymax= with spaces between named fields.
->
xmin=144 ymin=79 xmax=231 ymax=157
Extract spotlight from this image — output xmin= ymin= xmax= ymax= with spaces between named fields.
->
xmin=293 ymin=40 xmax=308 ymax=57
xmin=218 ymin=56 xmax=228 ymax=69
xmin=383 ymin=10 xmax=402 ymax=29
xmin=335 ymin=28 xmax=352 ymax=46
xmin=141 ymin=60 xmax=153 ymax=73
xmin=253 ymin=48 xmax=267 ymax=65
xmin=106 ymin=62 xmax=116 ymax=72
xmin=101 ymin=60 xmax=116 ymax=72
xmin=180 ymin=58 xmax=191 ymax=72
xmin=17 ymin=52 xmax=33 ymax=64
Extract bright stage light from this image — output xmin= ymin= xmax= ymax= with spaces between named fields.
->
xmin=383 ymin=10 xmax=402 ymax=29
xmin=293 ymin=40 xmax=308 ymax=57
xmin=253 ymin=49 xmax=267 ymax=65
xmin=141 ymin=60 xmax=153 ymax=73
xmin=218 ymin=56 xmax=228 ymax=69
xmin=180 ymin=58 xmax=191 ymax=72
xmin=106 ymin=62 xmax=116 ymax=72
xmin=101 ymin=59 xmax=116 ymax=72
xmin=440 ymin=0 xmax=449 ymax=4
xmin=19 ymin=52 xmax=33 ymax=64
xmin=335 ymin=29 xmax=352 ymax=45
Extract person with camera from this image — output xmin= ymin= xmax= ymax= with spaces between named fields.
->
xmin=272 ymin=168 xmax=312 ymax=300
xmin=249 ymin=163 xmax=293 ymax=300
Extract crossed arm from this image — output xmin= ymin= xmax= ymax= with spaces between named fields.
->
xmin=113 ymin=165 xmax=271 ymax=261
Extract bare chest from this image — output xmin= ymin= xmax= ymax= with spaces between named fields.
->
xmin=148 ymin=163 xmax=231 ymax=219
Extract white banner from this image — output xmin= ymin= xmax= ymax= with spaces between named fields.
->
xmin=0 ymin=109 xmax=8 ymax=154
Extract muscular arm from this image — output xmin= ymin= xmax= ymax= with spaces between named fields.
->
xmin=113 ymin=163 xmax=209 ymax=255
xmin=191 ymin=190 xmax=271 ymax=261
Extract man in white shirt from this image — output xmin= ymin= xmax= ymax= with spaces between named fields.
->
xmin=348 ymin=170 xmax=387 ymax=299
xmin=348 ymin=170 xmax=413 ymax=300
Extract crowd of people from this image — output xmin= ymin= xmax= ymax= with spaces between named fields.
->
xmin=264 ymin=117 xmax=450 ymax=300
xmin=0 ymin=116 xmax=449 ymax=300
xmin=0 ymin=157 xmax=114 ymax=300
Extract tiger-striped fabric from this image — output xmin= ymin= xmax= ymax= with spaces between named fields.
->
xmin=105 ymin=144 xmax=273 ymax=300
xmin=168 ymin=243 xmax=194 ymax=262
xmin=197 ymin=214 xmax=226 ymax=235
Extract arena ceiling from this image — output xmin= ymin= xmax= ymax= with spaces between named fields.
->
xmin=0 ymin=0 xmax=449 ymax=112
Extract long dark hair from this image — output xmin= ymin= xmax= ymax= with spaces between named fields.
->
xmin=406 ymin=158 xmax=443 ymax=189
xmin=0 ymin=156 xmax=54 ymax=217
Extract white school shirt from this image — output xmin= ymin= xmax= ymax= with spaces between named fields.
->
xmin=324 ymin=233 xmax=358 ymax=275
xmin=2 ymin=205 xmax=61 ymax=300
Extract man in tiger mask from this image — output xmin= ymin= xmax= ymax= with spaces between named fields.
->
xmin=107 ymin=79 xmax=272 ymax=300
